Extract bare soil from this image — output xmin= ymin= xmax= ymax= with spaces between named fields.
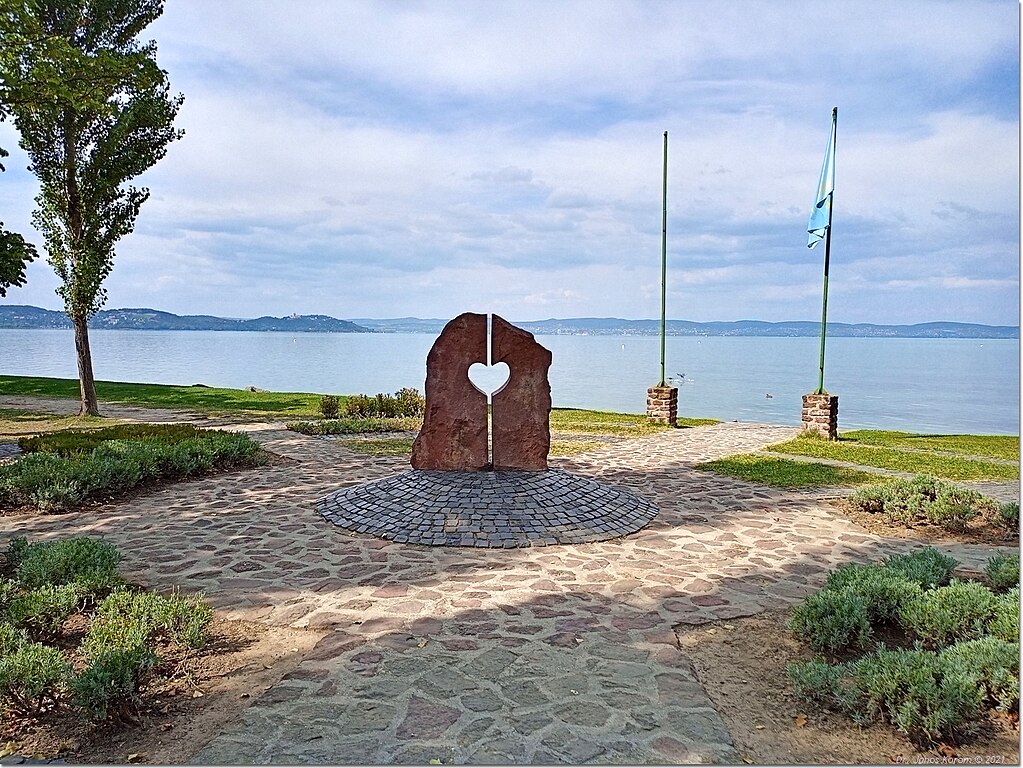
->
xmin=678 ymin=611 xmax=1020 ymax=766
xmin=1 ymin=618 xmax=322 ymax=764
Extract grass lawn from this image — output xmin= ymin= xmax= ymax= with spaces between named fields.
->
xmin=767 ymin=434 xmax=1019 ymax=482
xmin=1 ymin=376 xmax=721 ymax=436
xmin=0 ymin=375 xmax=326 ymax=418
xmin=549 ymin=407 xmax=717 ymax=437
xmin=0 ymin=408 xmax=126 ymax=441
xmin=838 ymin=429 xmax=1019 ymax=462
xmin=695 ymin=454 xmax=880 ymax=488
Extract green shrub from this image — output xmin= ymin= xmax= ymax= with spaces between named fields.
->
xmin=15 ymin=536 xmax=122 ymax=594
xmin=319 ymin=395 xmax=341 ymax=419
xmin=849 ymin=476 xmax=996 ymax=533
xmin=985 ymin=553 xmax=1019 ymax=592
xmin=899 ymin=581 xmax=999 ymax=646
xmin=924 ymin=485 xmax=987 ymax=531
xmin=787 ymin=589 xmax=873 ymax=653
xmin=83 ymin=588 xmax=214 ymax=657
xmin=4 ymin=536 xmax=31 ymax=566
xmin=0 ymin=641 xmax=72 ymax=714
xmin=287 ymin=416 xmax=421 ymax=436
xmin=0 ymin=621 xmax=28 ymax=656
xmin=986 ymin=587 xmax=1019 ymax=642
xmin=787 ymin=657 xmax=858 ymax=712
xmin=852 ymin=646 xmax=984 ymax=746
xmin=996 ymin=501 xmax=1019 ymax=533
xmin=0 ymin=432 xmax=264 ymax=512
xmin=4 ymin=584 xmax=82 ymax=641
xmin=394 ymin=387 xmax=426 ymax=417
xmin=71 ymin=645 xmax=158 ymax=720
xmin=0 ymin=578 xmax=19 ymax=611
xmin=883 ymin=548 xmax=958 ymax=589
xmin=850 ymin=475 xmax=939 ymax=523
xmin=940 ymin=638 xmax=1020 ymax=712
xmin=19 ymin=423 xmax=208 ymax=456
xmin=344 ymin=389 xmax=425 ymax=419
xmin=825 ymin=564 xmax=921 ymax=622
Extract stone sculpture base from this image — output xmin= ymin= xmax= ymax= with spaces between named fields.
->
xmin=317 ymin=470 xmax=657 ymax=548
xmin=646 ymin=385 xmax=678 ymax=426
xmin=802 ymin=392 xmax=838 ymax=439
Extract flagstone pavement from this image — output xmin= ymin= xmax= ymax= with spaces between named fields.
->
xmin=0 ymin=406 xmax=1017 ymax=764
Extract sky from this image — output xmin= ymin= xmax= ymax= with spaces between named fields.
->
xmin=0 ymin=0 xmax=1019 ymax=324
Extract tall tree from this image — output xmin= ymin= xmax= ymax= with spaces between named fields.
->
xmin=0 ymin=0 xmax=182 ymax=414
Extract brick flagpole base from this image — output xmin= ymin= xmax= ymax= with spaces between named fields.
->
xmin=801 ymin=392 xmax=838 ymax=439
xmin=647 ymin=385 xmax=678 ymax=426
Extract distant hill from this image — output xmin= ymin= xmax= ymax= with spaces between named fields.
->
xmin=356 ymin=316 xmax=1020 ymax=339
xmin=0 ymin=305 xmax=369 ymax=333
xmin=2 ymin=306 xmax=1017 ymax=338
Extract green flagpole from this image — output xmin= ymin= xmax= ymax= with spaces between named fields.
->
xmin=815 ymin=107 xmax=836 ymax=395
xmin=659 ymin=130 xmax=668 ymax=387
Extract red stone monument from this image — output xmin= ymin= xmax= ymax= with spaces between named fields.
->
xmin=410 ymin=312 xmax=552 ymax=471
xmin=410 ymin=312 xmax=489 ymax=470
xmin=491 ymin=315 xmax=552 ymax=470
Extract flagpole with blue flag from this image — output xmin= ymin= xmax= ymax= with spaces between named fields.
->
xmin=808 ymin=107 xmax=837 ymax=395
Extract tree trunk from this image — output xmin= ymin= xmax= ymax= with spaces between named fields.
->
xmin=72 ymin=314 xmax=99 ymax=416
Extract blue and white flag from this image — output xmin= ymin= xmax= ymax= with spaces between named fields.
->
xmin=807 ymin=110 xmax=836 ymax=249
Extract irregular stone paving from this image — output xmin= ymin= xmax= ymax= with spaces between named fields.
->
xmin=0 ymin=409 xmax=1017 ymax=765
xmin=317 ymin=469 xmax=658 ymax=547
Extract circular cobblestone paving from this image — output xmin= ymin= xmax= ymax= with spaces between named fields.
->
xmin=317 ymin=469 xmax=657 ymax=547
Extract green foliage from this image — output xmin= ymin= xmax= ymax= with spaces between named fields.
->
xmin=852 ymin=646 xmax=984 ymax=746
xmin=19 ymin=422 xmax=209 ymax=455
xmin=71 ymin=645 xmax=158 ymax=720
xmin=787 ymin=657 xmax=858 ymax=712
xmin=882 ymin=548 xmax=958 ymax=589
xmin=344 ymin=389 xmax=425 ymax=419
xmin=899 ymin=581 xmax=999 ymax=646
xmin=394 ymin=387 xmax=426 ymax=418
xmin=996 ymin=502 xmax=1019 ymax=534
xmin=848 ymin=476 xmax=999 ymax=532
xmin=0 ymin=430 xmax=264 ymax=512
xmin=0 ymin=224 xmax=37 ymax=298
xmin=4 ymin=584 xmax=82 ymax=641
xmin=694 ymin=454 xmax=877 ymax=488
xmin=787 ymin=588 xmax=873 ymax=653
xmin=287 ymin=416 xmax=421 ymax=436
xmin=940 ymin=638 xmax=1020 ymax=712
xmin=83 ymin=587 xmax=213 ymax=658
xmin=318 ymin=394 xmax=341 ymax=420
xmin=985 ymin=553 xmax=1019 ymax=592
xmin=0 ymin=641 xmax=71 ymax=715
xmin=13 ymin=536 xmax=122 ymax=593
xmin=0 ymin=620 xmax=28 ymax=656
xmin=986 ymin=588 xmax=1019 ymax=643
xmin=824 ymin=564 xmax=922 ymax=623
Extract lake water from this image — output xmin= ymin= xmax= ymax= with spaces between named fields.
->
xmin=2 ymin=329 xmax=1019 ymax=435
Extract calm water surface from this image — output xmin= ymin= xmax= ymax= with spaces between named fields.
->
xmin=2 ymin=329 xmax=1018 ymax=435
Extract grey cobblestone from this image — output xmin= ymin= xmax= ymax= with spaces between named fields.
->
xmin=317 ymin=469 xmax=658 ymax=547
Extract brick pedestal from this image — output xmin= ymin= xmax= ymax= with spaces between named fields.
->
xmin=647 ymin=385 xmax=678 ymax=426
xmin=802 ymin=392 xmax=838 ymax=439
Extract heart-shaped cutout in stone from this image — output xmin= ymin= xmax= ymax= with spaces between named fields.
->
xmin=468 ymin=361 xmax=511 ymax=397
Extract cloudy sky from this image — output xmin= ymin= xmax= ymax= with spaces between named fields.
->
xmin=0 ymin=0 xmax=1018 ymax=324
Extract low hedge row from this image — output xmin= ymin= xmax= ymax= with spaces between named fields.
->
xmin=1 ymin=426 xmax=265 ymax=512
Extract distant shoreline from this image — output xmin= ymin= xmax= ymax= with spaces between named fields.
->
xmin=0 ymin=304 xmax=1018 ymax=339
